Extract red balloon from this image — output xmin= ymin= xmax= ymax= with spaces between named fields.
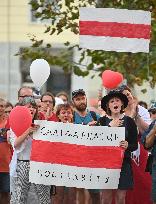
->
xmin=9 ymin=106 xmax=32 ymax=137
xmin=102 ymin=70 xmax=123 ymax=89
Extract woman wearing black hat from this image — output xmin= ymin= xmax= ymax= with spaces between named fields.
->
xmin=98 ymin=91 xmax=138 ymax=204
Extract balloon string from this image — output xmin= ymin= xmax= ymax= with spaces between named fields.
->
xmin=35 ymin=88 xmax=41 ymax=96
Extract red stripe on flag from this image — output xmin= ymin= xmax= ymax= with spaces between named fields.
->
xmin=31 ymin=140 xmax=124 ymax=169
xmin=80 ymin=21 xmax=151 ymax=39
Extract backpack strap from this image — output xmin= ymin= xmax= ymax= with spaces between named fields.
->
xmin=73 ymin=111 xmax=76 ymax=122
xmin=90 ymin=111 xmax=97 ymax=121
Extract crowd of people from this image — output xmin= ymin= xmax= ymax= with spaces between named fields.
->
xmin=0 ymin=85 xmax=156 ymax=204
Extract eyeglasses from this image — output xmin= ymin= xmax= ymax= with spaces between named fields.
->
xmin=0 ymin=104 xmax=5 ymax=108
xmin=42 ymin=100 xmax=53 ymax=104
xmin=151 ymin=110 xmax=156 ymax=114
xmin=20 ymin=97 xmax=36 ymax=106
xmin=5 ymin=110 xmax=11 ymax=114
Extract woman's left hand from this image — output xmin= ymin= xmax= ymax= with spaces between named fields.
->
xmin=29 ymin=124 xmax=40 ymax=135
xmin=119 ymin=140 xmax=128 ymax=149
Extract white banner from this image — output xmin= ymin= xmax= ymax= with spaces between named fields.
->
xmin=29 ymin=121 xmax=125 ymax=189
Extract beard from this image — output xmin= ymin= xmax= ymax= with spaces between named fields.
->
xmin=75 ymin=103 xmax=87 ymax=112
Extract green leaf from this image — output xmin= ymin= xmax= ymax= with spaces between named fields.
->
xmin=87 ymin=63 xmax=94 ymax=70
xmin=64 ymin=41 xmax=70 ymax=46
xmin=44 ymin=26 xmax=51 ymax=33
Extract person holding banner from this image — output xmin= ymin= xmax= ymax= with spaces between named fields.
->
xmin=98 ymin=90 xmax=138 ymax=204
xmin=72 ymin=89 xmax=100 ymax=204
xmin=10 ymin=97 xmax=51 ymax=204
xmin=52 ymin=103 xmax=76 ymax=204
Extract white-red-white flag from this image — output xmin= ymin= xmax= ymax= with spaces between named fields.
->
xmin=29 ymin=121 xmax=125 ymax=189
xmin=79 ymin=8 xmax=151 ymax=53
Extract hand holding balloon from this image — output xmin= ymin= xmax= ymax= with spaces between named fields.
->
xmin=28 ymin=124 xmax=40 ymax=136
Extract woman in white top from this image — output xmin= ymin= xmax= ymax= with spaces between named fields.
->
xmin=10 ymin=97 xmax=51 ymax=204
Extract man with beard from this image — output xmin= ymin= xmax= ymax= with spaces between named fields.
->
xmin=72 ymin=89 xmax=100 ymax=204
xmin=72 ymin=89 xmax=99 ymax=126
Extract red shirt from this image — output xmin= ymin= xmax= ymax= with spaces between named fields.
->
xmin=0 ymin=118 xmax=11 ymax=172
xmin=38 ymin=112 xmax=59 ymax=122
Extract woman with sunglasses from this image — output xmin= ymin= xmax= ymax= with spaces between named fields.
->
xmin=9 ymin=97 xmax=51 ymax=204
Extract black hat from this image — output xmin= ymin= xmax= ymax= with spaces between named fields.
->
xmin=101 ymin=90 xmax=128 ymax=111
xmin=72 ymin=89 xmax=86 ymax=99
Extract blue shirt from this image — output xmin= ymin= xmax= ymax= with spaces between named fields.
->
xmin=74 ymin=111 xmax=100 ymax=125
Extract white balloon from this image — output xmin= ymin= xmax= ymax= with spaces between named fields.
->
xmin=30 ymin=59 xmax=50 ymax=89
xmin=55 ymin=97 xmax=64 ymax=106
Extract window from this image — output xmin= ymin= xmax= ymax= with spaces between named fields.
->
xmin=20 ymin=47 xmax=72 ymax=97
xmin=47 ymin=67 xmax=71 ymax=97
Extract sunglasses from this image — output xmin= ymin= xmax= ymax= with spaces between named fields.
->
xmin=150 ymin=110 xmax=156 ymax=114
xmin=20 ymin=97 xmax=36 ymax=106
xmin=19 ymin=95 xmax=34 ymax=98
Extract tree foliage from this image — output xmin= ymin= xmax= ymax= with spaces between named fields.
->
xmin=18 ymin=0 xmax=156 ymax=88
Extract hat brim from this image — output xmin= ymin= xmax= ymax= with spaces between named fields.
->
xmin=101 ymin=92 xmax=128 ymax=112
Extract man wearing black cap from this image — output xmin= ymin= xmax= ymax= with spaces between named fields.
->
xmin=72 ymin=89 xmax=100 ymax=204
xmin=72 ymin=89 xmax=99 ymax=126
